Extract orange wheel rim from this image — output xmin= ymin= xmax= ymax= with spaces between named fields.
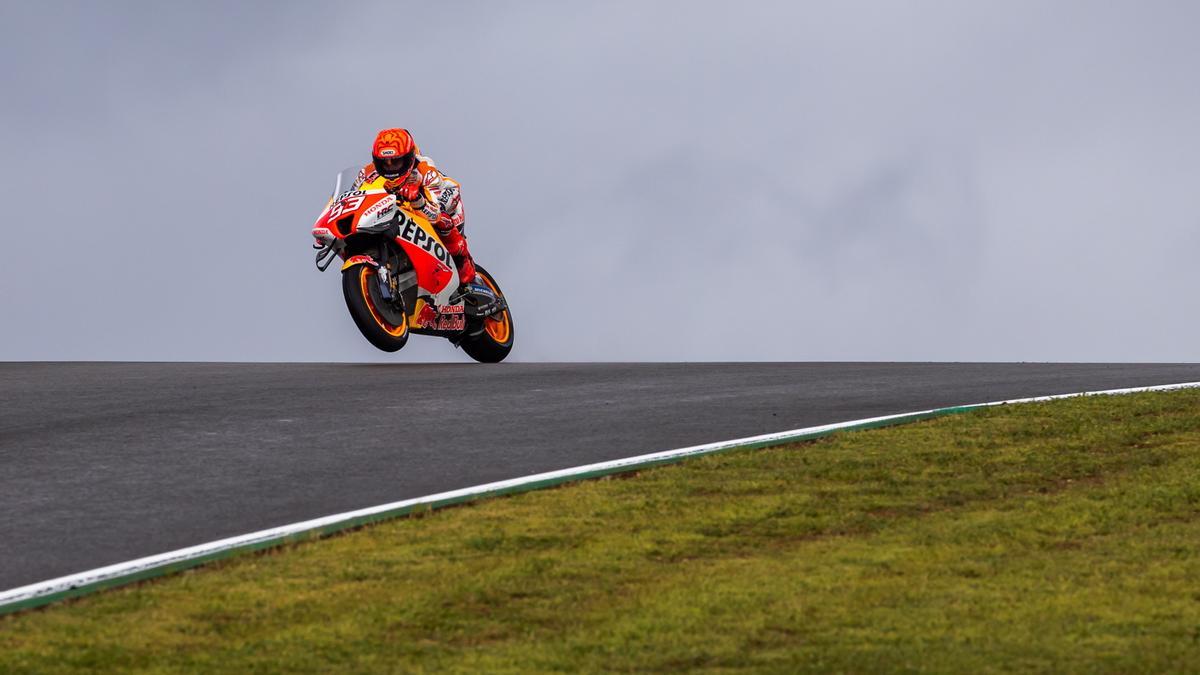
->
xmin=360 ymin=267 xmax=407 ymax=337
xmin=484 ymin=315 xmax=510 ymax=343
xmin=479 ymin=274 xmax=511 ymax=343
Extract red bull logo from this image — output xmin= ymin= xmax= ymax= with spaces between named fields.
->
xmin=417 ymin=304 xmax=439 ymax=329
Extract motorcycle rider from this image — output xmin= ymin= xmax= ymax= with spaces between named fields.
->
xmin=353 ymin=128 xmax=476 ymax=285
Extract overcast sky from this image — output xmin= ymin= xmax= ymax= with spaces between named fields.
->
xmin=1 ymin=1 xmax=1197 ymax=362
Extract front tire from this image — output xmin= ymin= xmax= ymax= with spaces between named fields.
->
xmin=460 ymin=266 xmax=514 ymax=363
xmin=342 ymin=264 xmax=410 ymax=352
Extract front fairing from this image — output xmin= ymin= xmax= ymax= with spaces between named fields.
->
xmin=314 ymin=190 xmax=396 ymax=235
xmin=311 ymin=165 xmax=459 ymax=303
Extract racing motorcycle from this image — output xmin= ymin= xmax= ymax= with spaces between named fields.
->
xmin=311 ymin=167 xmax=514 ymax=362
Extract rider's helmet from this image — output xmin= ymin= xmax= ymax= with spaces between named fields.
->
xmin=372 ymin=128 xmax=417 ymax=179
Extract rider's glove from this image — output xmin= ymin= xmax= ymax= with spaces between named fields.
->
xmin=386 ymin=179 xmax=424 ymax=204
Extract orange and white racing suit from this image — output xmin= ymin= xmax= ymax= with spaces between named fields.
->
xmin=352 ymin=154 xmax=475 ymax=283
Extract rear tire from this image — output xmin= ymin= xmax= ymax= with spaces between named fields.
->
xmin=460 ymin=266 xmax=514 ymax=363
xmin=342 ymin=264 xmax=410 ymax=352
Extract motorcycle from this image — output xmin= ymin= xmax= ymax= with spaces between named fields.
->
xmin=310 ymin=166 xmax=514 ymax=363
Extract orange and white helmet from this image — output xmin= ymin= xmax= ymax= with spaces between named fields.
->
xmin=371 ymin=128 xmax=417 ymax=179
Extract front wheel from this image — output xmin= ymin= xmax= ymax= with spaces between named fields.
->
xmin=342 ymin=263 xmax=410 ymax=352
xmin=460 ymin=266 xmax=514 ymax=363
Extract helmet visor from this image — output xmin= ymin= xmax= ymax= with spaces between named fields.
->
xmin=373 ymin=150 xmax=416 ymax=179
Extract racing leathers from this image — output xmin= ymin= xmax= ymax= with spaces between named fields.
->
xmin=352 ymin=155 xmax=475 ymax=284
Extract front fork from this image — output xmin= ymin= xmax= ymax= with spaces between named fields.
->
xmin=374 ymin=243 xmax=417 ymax=309
xmin=334 ymin=249 xmax=397 ymax=302
xmin=376 ymin=245 xmax=394 ymax=301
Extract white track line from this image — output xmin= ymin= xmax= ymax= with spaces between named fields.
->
xmin=3 ymin=380 xmax=1199 ymax=612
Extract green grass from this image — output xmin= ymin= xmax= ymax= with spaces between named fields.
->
xmin=4 ymin=390 xmax=1200 ymax=673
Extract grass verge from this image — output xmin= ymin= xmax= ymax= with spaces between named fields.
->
xmin=3 ymin=390 xmax=1200 ymax=673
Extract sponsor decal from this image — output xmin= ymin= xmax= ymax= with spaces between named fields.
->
xmin=378 ymin=148 xmax=397 ymax=157
xmin=437 ymin=313 xmax=465 ymax=331
xmin=416 ymin=302 xmax=439 ymax=329
xmin=414 ymin=299 xmax=464 ymax=331
xmin=341 ymin=254 xmax=378 ymax=271
xmin=415 ymin=302 xmax=465 ymax=331
xmin=437 ymin=186 xmax=458 ymax=211
xmin=328 ymin=194 xmax=366 ymax=219
xmin=311 ymin=227 xmax=333 ymax=241
xmin=398 ymin=220 xmax=455 ymax=267
xmin=361 ymin=195 xmax=396 ymax=222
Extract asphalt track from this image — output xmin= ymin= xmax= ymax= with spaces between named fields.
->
xmin=4 ymin=362 xmax=1200 ymax=592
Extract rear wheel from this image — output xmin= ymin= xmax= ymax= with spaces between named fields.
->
xmin=342 ymin=263 xmax=409 ymax=352
xmin=460 ymin=266 xmax=514 ymax=363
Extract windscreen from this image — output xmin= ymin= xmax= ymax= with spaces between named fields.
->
xmin=330 ymin=166 xmax=364 ymax=199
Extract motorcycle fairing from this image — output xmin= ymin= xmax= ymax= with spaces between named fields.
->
xmin=412 ymin=296 xmax=466 ymax=332
xmin=312 ymin=188 xmax=460 ymax=303
xmin=394 ymin=210 xmax=458 ymax=300
xmin=341 ymin=254 xmax=378 ymax=271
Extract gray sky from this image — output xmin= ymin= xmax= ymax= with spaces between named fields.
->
xmin=1 ymin=1 xmax=1197 ymax=362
